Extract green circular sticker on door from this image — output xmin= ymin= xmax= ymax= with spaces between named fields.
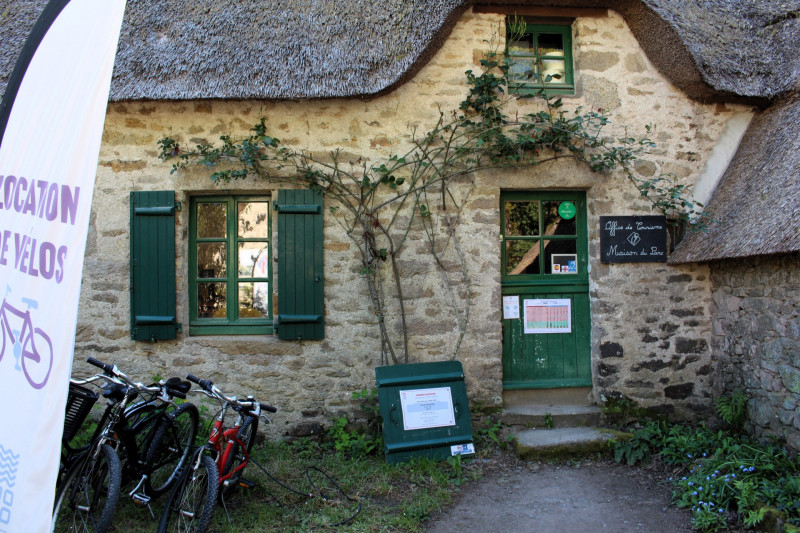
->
xmin=558 ymin=201 xmax=576 ymax=220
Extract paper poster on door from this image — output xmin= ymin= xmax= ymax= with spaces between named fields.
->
xmin=399 ymin=387 xmax=456 ymax=431
xmin=524 ymin=299 xmax=572 ymax=334
xmin=503 ymin=295 xmax=520 ymax=319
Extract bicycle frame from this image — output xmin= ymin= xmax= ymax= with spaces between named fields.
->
xmin=206 ymin=407 xmax=251 ymax=485
xmin=60 ymin=367 xmax=190 ymax=496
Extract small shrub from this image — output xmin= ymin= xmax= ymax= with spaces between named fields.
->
xmin=612 ymin=418 xmax=800 ymax=532
xmin=716 ymin=389 xmax=748 ymax=432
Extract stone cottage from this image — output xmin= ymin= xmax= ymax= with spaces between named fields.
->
xmin=2 ymin=0 xmax=798 ymax=446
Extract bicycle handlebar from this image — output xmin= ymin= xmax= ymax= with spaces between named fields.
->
xmin=87 ymin=356 xmax=115 ymax=375
xmin=186 ymin=373 xmax=277 ymax=416
xmin=85 ymin=357 xmax=188 ymax=400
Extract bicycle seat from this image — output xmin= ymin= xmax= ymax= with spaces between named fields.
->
xmin=166 ymin=377 xmax=191 ymax=394
xmin=103 ymin=382 xmax=131 ymax=403
xmin=21 ymin=297 xmax=38 ymax=309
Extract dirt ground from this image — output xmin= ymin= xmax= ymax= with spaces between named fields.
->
xmin=423 ymin=455 xmax=698 ymax=533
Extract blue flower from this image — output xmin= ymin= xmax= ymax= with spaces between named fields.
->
xmin=688 ymin=482 xmax=694 ymax=486
xmin=692 ymin=491 xmax=698 ymax=496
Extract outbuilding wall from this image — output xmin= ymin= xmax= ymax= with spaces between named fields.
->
xmin=710 ymin=253 xmax=800 ymax=450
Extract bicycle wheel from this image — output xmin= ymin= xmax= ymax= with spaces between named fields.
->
xmin=52 ymin=443 xmax=121 ymax=533
xmin=219 ymin=415 xmax=258 ymax=498
xmin=158 ymin=453 xmax=218 ymax=533
xmin=145 ymin=402 xmax=199 ymax=496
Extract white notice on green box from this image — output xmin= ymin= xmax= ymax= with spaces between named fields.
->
xmin=399 ymin=387 xmax=456 ymax=431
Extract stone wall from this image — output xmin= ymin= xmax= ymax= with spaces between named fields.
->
xmin=709 ymin=253 xmax=800 ymax=450
xmin=75 ymin=8 xmax=752 ymax=437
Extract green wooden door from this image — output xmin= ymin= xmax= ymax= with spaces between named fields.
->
xmin=501 ymin=191 xmax=591 ymax=389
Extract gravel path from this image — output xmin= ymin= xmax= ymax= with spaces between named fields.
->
xmin=424 ymin=459 xmax=695 ymax=533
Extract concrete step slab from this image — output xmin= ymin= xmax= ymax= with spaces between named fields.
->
xmin=500 ymin=404 xmax=604 ymax=428
xmin=514 ymin=427 xmax=632 ymax=460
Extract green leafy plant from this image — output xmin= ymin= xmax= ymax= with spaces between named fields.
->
xmin=613 ymin=419 xmax=800 ymax=531
xmin=716 ymin=389 xmax=748 ymax=432
xmin=543 ymin=413 xmax=554 ymax=429
xmin=446 ymin=453 xmax=465 ymax=485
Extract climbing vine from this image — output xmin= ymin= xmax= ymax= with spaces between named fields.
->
xmin=159 ymin=22 xmax=701 ymax=365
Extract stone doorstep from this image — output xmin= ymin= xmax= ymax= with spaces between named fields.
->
xmin=514 ymin=427 xmax=632 ymax=460
xmin=499 ymin=404 xmax=605 ymax=429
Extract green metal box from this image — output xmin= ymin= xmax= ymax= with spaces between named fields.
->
xmin=376 ymin=361 xmax=474 ymax=464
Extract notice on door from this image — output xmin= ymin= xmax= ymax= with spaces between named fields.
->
xmin=400 ymin=387 xmax=456 ymax=431
xmin=524 ymin=298 xmax=572 ymax=334
xmin=503 ymin=295 xmax=520 ymax=319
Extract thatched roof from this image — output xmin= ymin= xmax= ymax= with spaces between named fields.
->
xmin=2 ymin=0 xmax=799 ymax=259
xmin=2 ymin=0 xmax=798 ymax=102
xmin=668 ymin=92 xmax=800 ymax=262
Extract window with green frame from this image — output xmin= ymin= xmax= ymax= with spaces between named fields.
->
xmin=507 ymin=21 xmax=574 ymax=95
xmin=189 ymin=195 xmax=272 ymax=335
xmin=501 ymin=193 xmax=586 ymax=279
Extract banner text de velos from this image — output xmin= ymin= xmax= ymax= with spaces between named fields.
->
xmin=0 ymin=174 xmax=79 ymax=283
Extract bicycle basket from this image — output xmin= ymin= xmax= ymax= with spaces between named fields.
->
xmin=63 ymin=383 xmax=99 ymax=441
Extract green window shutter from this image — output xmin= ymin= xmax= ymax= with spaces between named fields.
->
xmin=276 ymin=189 xmax=324 ymax=340
xmin=130 ymin=191 xmax=179 ymax=341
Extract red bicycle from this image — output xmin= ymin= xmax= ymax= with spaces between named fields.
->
xmin=157 ymin=373 xmax=276 ymax=533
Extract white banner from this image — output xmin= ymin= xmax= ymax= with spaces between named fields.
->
xmin=0 ymin=1 xmax=126 ymax=531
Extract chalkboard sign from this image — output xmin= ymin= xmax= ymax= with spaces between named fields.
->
xmin=600 ymin=215 xmax=668 ymax=263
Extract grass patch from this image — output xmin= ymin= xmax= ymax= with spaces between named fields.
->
xmin=104 ymin=419 xmax=500 ymax=532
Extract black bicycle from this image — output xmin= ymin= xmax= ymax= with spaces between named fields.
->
xmin=53 ymin=357 xmax=199 ymax=533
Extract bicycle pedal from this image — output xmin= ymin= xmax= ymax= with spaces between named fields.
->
xmin=131 ymin=493 xmax=151 ymax=505
xmin=237 ymin=478 xmax=256 ymax=489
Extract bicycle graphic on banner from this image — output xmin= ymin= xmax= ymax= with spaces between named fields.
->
xmin=0 ymin=285 xmax=53 ymax=389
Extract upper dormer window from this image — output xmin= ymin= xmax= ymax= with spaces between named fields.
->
xmin=507 ymin=21 xmax=574 ymax=95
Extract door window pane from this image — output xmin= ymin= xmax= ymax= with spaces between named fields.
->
xmin=506 ymin=240 xmax=540 ymax=275
xmin=543 ymin=239 xmax=577 ymax=274
xmin=238 ymin=202 xmax=269 ymax=238
xmin=197 ymin=202 xmax=227 ymax=238
xmin=505 ymin=201 xmax=540 ymax=236
xmin=197 ymin=282 xmax=226 ymax=318
xmin=542 ymin=201 xmax=576 ymax=235
xmin=239 ymin=282 xmax=269 ymax=318
xmin=197 ymin=243 xmax=227 ymax=277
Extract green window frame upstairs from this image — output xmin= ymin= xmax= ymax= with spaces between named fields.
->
xmin=507 ymin=22 xmax=574 ymax=95
xmin=189 ymin=195 xmax=272 ymax=335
